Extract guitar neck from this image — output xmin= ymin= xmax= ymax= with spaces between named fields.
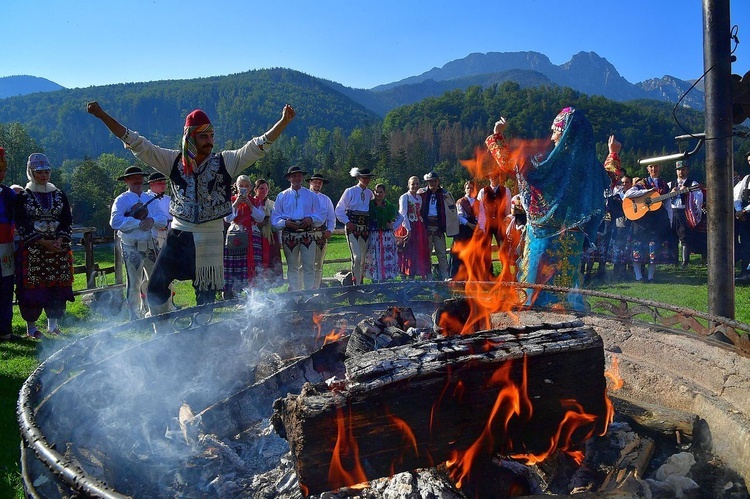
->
xmin=650 ymin=186 xmax=696 ymax=203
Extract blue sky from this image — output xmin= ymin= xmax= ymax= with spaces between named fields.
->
xmin=3 ymin=1 xmax=750 ymax=90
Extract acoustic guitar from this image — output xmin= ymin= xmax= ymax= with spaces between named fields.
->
xmin=622 ymin=185 xmax=702 ymax=221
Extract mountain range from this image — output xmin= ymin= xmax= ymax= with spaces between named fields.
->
xmin=0 ymin=51 xmax=704 ymax=116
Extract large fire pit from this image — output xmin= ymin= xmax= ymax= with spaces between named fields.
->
xmin=17 ymin=282 xmax=750 ymax=497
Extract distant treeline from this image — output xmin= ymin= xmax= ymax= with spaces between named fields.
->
xmin=1 ymin=70 xmax=747 ymax=235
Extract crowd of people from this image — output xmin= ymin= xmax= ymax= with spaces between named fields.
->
xmin=1 ymin=104 xmax=749 ymax=339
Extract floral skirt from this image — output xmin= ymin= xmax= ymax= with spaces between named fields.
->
xmin=365 ymin=229 xmax=400 ymax=282
xmin=396 ymin=220 xmax=430 ymax=277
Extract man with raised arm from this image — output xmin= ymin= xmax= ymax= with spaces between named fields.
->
xmin=88 ymin=102 xmax=295 ymax=317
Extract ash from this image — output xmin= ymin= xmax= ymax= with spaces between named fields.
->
xmin=161 ymin=414 xmax=748 ymax=498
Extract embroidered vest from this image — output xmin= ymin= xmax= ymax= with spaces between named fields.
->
xmin=458 ymin=197 xmax=478 ymax=225
xmin=482 ymin=186 xmax=507 ymax=229
xmin=169 ymin=153 xmax=232 ymax=223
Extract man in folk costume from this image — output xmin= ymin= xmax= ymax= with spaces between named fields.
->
xmin=335 ymin=168 xmax=375 ymax=285
xmin=145 ymin=171 xmax=172 ymax=251
xmin=623 ymin=163 xmax=673 ymax=282
xmin=477 ymin=169 xmax=512 ymax=280
xmin=110 ymin=166 xmax=168 ymax=319
xmin=734 ymin=163 xmax=750 ymax=280
xmin=87 ymin=101 xmax=295 ymax=316
xmin=306 ymin=172 xmax=336 ymax=289
xmin=271 ymin=166 xmax=324 ymax=291
xmin=668 ymin=161 xmax=704 ymax=267
xmin=419 ymin=171 xmax=459 ymax=280
xmin=0 ymin=147 xmax=17 ymax=341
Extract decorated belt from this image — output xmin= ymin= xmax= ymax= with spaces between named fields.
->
xmin=346 ymin=210 xmax=369 ymax=227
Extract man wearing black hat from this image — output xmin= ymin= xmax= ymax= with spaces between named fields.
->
xmin=110 ymin=166 xmax=168 ymax=318
xmin=87 ymin=101 xmax=295 ymax=318
xmin=307 ymin=172 xmax=336 ymax=289
xmin=668 ymin=161 xmax=704 ymax=267
xmin=145 ymin=171 xmax=172 ymax=251
xmin=271 ymin=166 xmax=324 ymax=291
xmin=335 ymin=168 xmax=375 ymax=285
xmin=419 ymin=170 xmax=459 ymax=280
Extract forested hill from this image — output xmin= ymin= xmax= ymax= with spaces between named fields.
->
xmin=0 ymin=68 xmax=380 ymax=165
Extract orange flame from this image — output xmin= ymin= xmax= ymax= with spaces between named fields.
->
xmin=323 ymin=328 xmax=344 ymax=345
xmin=447 ymin=358 xmax=532 ymax=488
xmin=511 ymin=399 xmax=597 ymax=466
xmin=386 ymin=410 xmax=420 ymax=476
xmin=443 ymin=138 xmax=555 ymax=334
xmin=605 ymin=355 xmax=624 ymax=390
xmin=446 ymin=356 xmax=610 ymax=489
xmin=328 ymin=406 xmax=369 ymax=491
xmin=312 ymin=311 xmax=324 ymax=343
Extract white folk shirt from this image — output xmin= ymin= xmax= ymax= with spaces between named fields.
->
xmin=110 ymin=190 xmax=168 ymax=243
xmin=313 ymin=191 xmax=337 ymax=232
xmin=147 ymin=190 xmax=172 ymax=236
xmin=271 ymin=187 xmax=324 ymax=229
xmin=335 ymin=185 xmax=374 ymax=224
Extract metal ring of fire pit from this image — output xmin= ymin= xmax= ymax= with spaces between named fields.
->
xmin=17 ymin=281 xmax=750 ymax=497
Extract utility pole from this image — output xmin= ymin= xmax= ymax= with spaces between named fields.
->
xmin=703 ymin=0 xmax=735 ymax=318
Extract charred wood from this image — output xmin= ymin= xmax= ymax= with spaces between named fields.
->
xmin=276 ymin=325 xmax=611 ymax=496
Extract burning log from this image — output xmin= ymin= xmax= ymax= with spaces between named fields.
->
xmin=274 ymin=323 xmax=612 ymax=496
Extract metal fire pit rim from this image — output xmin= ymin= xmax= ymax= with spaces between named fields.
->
xmin=17 ymin=280 xmax=750 ymax=497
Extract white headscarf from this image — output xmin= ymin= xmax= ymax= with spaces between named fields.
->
xmin=25 ymin=153 xmax=57 ymax=193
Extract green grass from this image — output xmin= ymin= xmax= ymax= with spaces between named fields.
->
xmin=2 ymin=237 xmax=749 ymax=496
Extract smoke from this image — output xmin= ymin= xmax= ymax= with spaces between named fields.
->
xmin=29 ymin=289 xmax=312 ymax=496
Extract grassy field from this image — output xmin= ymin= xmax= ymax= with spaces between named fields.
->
xmin=1 ymin=234 xmax=749 ymax=497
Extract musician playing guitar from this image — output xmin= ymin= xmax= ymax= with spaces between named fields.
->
xmin=110 ymin=166 xmax=168 ymax=319
xmin=623 ymin=163 xmax=673 ymax=282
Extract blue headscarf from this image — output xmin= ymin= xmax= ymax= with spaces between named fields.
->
xmin=517 ymin=107 xmax=609 ymax=240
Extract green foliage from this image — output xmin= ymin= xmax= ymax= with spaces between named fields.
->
xmin=0 ymin=122 xmax=41 ymax=185
xmin=5 ymin=72 xmax=748 ymax=227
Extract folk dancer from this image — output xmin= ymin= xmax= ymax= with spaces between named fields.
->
xmin=486 ymin=110 xmax=618 ymax=310
xmin=110 ymin=166 xmax=168 ymax=318
xmin=335 ymin=168 xmax=375 ymax=285
xmin=307 ymin=172 xmax=336 ymax=289
xmin=477 ymin=170 xmax=512 ymax=280
xmin=668 ymin=161 xmax=704 ymax=267
xmin=419 ymin=171 xmax=459 ymax=280
xmin=0 ymin=147 xmax=17 ymax=341
xmin=87 ymin=101 xmax=295 ymax=316
xmin=271 ymin=166 xmax=324 ymax=291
